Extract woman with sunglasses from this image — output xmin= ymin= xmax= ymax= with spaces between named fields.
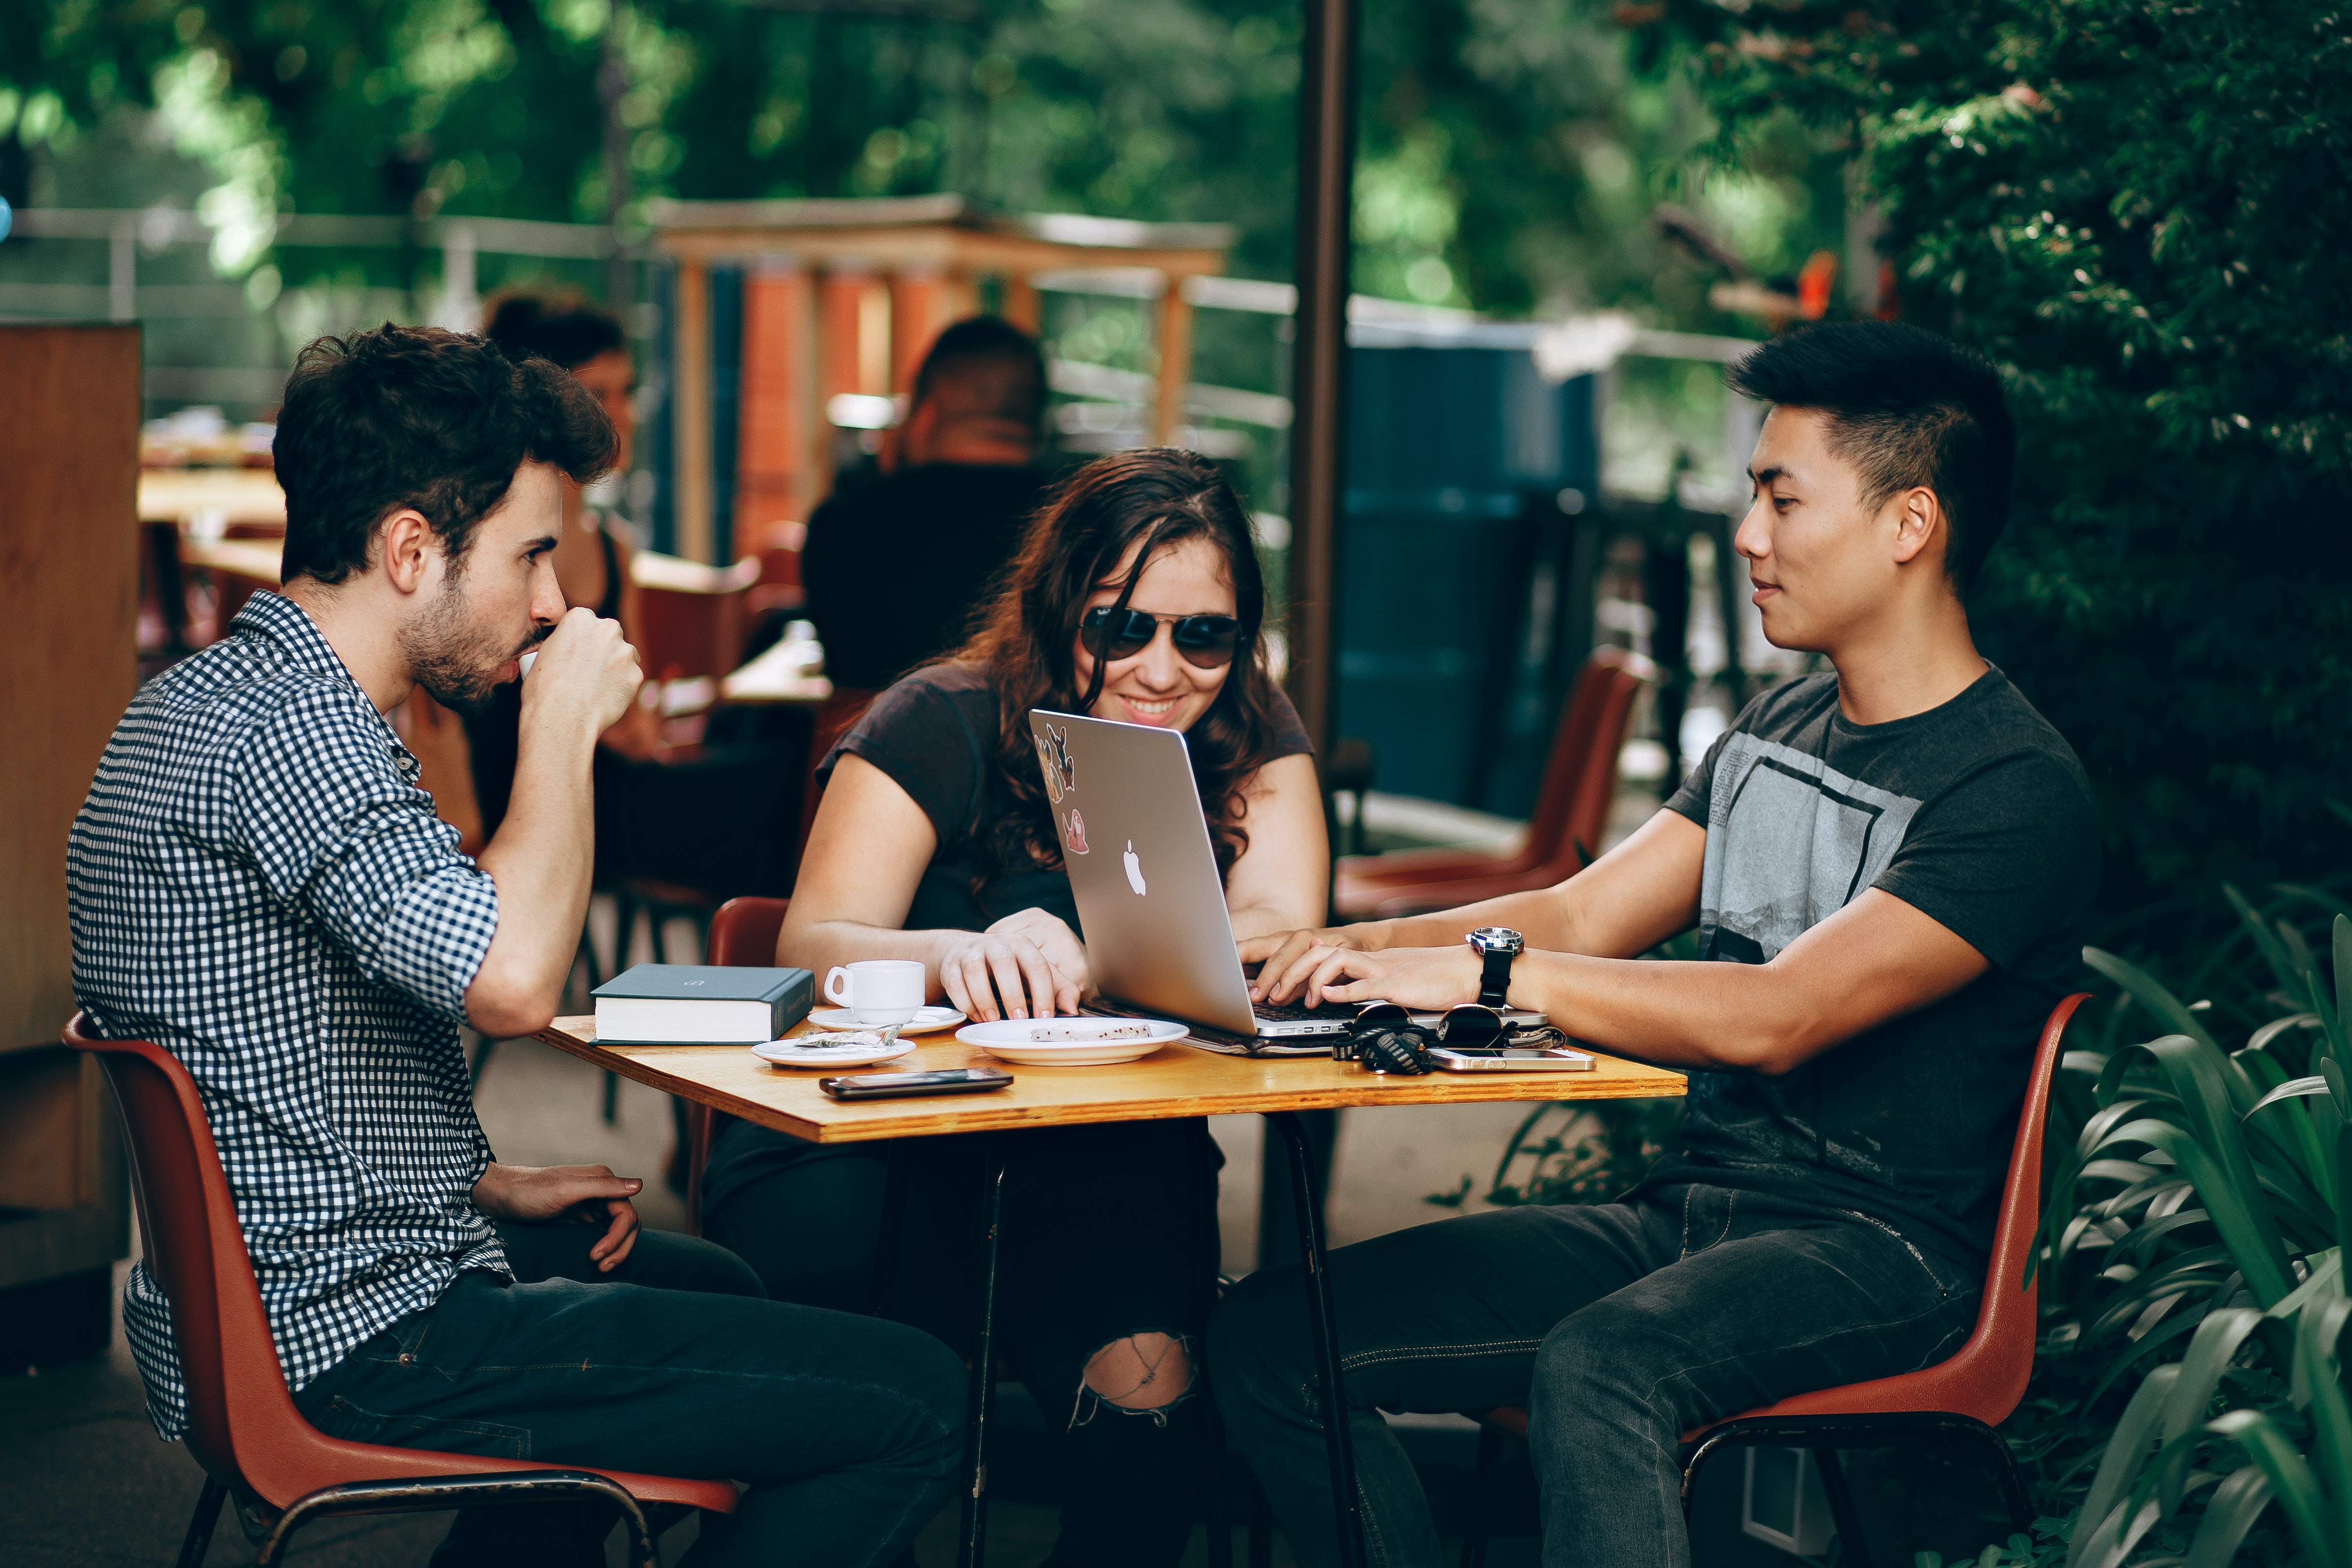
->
xmin=700 ymin=448 xmax=1326 ymax=1566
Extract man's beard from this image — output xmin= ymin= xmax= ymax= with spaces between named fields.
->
xmin=402 ymin=572 xmax=538 ymax=717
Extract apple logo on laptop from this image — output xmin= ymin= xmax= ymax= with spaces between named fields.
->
xmin=1123 ymin=840 xmax=1146 ymax=897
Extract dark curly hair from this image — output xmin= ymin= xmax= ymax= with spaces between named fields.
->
xmin=951 ymin=448 xmax=1289 ymax=885
xmin=274 ymin=323 xmax=614 ymax=586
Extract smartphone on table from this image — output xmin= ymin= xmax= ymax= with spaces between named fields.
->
xmin=1426 ymin=1046 xmax=1595 ymax=1074
xmin=819 ymin=1067 xmax=1014 ymax=1100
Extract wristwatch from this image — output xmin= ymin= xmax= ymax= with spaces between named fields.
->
xmin=1466 ymin=927 xmax=1525 ymax=1009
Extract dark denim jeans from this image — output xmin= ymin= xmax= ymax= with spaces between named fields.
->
xmin=1209 ymin=1184 xmax=1978 ymax=1568
xmin=701 ymin=1116 xmax=1225 ymax=1568
xmin=291 ymin=1220 xmax=966 ymax=1568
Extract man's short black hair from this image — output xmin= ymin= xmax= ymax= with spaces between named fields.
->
xmin=910 ymin=315 xmax=1046 ymax=435
xmin=274 ymin=324 xmax=615 ymax=586
xmin=481 ymin=291 xmax=627 ymax=373
xmin=1726 ymin=321 xmax=2015 ymax=591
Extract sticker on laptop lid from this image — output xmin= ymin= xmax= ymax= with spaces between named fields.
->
xmin=1063 ymin=807 xmax=1089 ymax=854
xmin=1036 ymin=735 xmax=1064 ymax=802
xmin=1043 ymin=721 xmax=1077 ymax=794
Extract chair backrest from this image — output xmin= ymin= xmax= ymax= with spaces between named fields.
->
xmin=796 ymin=687 xmax=881 ymax=855
xmin=65 ymin=1014 xmax=349 ymax=1502
xmin=708 ymin=896 xmax=792 ymax=969
xmin=630 ymin=553 xmax=761 ymax=684
xmin=1521 ymin=646 xmax=1654 ymax=874
xmin=1754 ymin=990 xmax=2089 ymax=1428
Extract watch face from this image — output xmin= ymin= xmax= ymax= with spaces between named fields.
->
xmin=1468 ymin=926 xmax=1525 ymax=956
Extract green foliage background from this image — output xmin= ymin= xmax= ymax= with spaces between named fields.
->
xmin=2 ymin=0 xmax=1845 ymax=322
xmin=1652 ymin=0 xmax=2352 ymax=915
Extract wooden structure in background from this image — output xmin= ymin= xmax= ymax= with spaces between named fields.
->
xmin=649 ymin=195 xmax=1233 ymax=563
xmin=0 ymin=324 xmax=139 ymax=1359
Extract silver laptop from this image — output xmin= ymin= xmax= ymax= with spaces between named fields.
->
xmin=1027 ymin=709 xmax=1543 ymax=1054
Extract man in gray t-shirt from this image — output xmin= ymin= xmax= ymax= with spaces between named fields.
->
xmin=1217 ymin=322 xmax=2097 ymax=1568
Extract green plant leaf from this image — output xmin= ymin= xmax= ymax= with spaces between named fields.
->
xmin=2086 ymin=949 xmax=2221 ymax=1053
xmin=2070 ymin=1364 xmax=2179 ymax=1568
xmin=2225 ymin=884 xmax=2304 ymax=998
xmin=2109 ymin=1117 xmax=2295 ymax=1305
xmin=2180 ymin=1465 xmax=2276 ymax=1568
xmin=2251 ymin=1076 xmax=2332 ymax=1114
xmin=2334 ymin=914 xmax=2352 ymax=1051
xmin=2207 ymin=1409 xmax=2343 ymax=1568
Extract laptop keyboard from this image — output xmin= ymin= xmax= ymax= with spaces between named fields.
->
xmin=1252 ymin=998 xmax=1362 ymax=1023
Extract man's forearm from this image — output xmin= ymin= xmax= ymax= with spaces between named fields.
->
xmin=1513 ymin=950 xmax=1803 ymax=1074
xmin=1360 ymin=885 xmax=1582 ymax=953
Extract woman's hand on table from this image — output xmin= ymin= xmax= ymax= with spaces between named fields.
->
xmin=1241 ymin=925 xmax=1365 ymax=1004
xmin=472 ymin=1161 xmax=643 ymax=1271
xmin=939 ymin=909 xmax=1089 ymax=1020
xmin=1251 ymin=938 xmax=1483 ymax=1012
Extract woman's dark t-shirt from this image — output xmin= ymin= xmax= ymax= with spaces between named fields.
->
xmin=1648 ymin=666 xmax=2098 ymax=1266
xmin=820 ymin=661 xmax=1315 ymax=937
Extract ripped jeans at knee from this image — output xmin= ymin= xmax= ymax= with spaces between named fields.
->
xmin=1069 ymin=1329 xmax=1200 ymax=1429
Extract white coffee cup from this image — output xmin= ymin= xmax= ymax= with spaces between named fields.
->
xmin=824 ymin=960 xmax=926 ymax=1026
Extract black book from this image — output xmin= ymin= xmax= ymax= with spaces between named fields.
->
xmin=590 ymin=964 xmax=814 ymax=1044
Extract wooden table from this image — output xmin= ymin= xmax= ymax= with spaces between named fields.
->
xmin=538 ymin=1015 xmax=1683 ymax=1568
xmin=181 ymin=536 xmax=285 ymax=584
xmin=717 ymin=636 xmax=833 ymax=708
xmin=138 ymin=467 xmax=285 ymax=529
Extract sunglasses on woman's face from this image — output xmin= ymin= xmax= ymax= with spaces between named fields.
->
xmin=1079 ymin=606 xmax=1241 ymax=669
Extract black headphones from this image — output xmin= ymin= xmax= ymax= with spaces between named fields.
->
xmin=1338 ymin=1002 xmax=1512 ymax=1075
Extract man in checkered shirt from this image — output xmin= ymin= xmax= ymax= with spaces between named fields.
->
xmin=70 ymin=324 xmax=964 ymax=1567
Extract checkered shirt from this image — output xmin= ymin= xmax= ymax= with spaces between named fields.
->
xmin=67 ymin=592 xmax=508 ymax=1440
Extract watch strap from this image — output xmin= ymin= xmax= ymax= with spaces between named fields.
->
xmin=1477 ymin=946 xmax=1513 ymax=1008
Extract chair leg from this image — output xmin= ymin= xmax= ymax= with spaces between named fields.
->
xmin=1200 ymin=1395 xmax=1236 ymax=1568
xmin=175 ymin=1477 xmax=227 ymax=1568
xmin=254 ymin=1471 xmax=658 ymax=1568
xmin=1459 ymin=1422 xmax=1503 ymax=1568
xmin=1811 ymin=1447 xmax=1875 ymax=1568
xmin=957 ymin=1157 xmax=1010 ymax=1568
xmin=1246 ymin=1472 xmax=1274 ymax=1568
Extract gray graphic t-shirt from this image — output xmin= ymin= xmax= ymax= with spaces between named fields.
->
xmin=1651 ymin=666 xmax=2097 ymax=1264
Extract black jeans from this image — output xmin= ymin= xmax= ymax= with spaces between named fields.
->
xmin=1209 ymin=1184 xmax=1979 ymax=1568
xmin=702 ymin=1116 xmax=1224 ymax=1568
xmin=292 ymin=1220 xmax=966 ymax=1568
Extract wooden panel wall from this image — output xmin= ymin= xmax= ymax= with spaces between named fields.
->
xmin=0 ymin=323 xmax=139 ymax=1276
xmin=0 ymin=324 xmax=141 ymax=1051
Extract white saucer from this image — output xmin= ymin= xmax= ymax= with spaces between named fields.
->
xmin=752 ymin=1033 xmax=917 ymax=1070
xmin=807 ymin=1005 xmax=966 ymax=1035
xmin=956 ymin=1018 xmax=1188 ymax=1066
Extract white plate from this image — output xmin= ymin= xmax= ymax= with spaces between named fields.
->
xmin=807 ymin=1005 xmax=966 ymax=1035
xmin=752 ymin=1033 xmax=917 ymax=1070
xmin=955 ymin=1018 xmax=1189 ymax=1066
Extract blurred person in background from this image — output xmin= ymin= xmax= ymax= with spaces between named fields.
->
xmin=462 ymin=290 xmax=663 ymax=845
xmin=802 ymin=315 xmax=1054 ymax=694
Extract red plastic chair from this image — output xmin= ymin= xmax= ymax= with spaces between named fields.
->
xmin=1456 ymin=992 xmax=2090 ymax=1568
xmin=1332 ymin=648 xmax=1654 ymax=921
xmin=680 ymin=897 xmax=795 ymax=1236
xmin=65 ymin=1013 xmax=738 ymax=1568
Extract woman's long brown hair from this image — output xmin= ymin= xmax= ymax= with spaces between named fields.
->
xmin=948 ymin=447 xmax=1288 ymax=886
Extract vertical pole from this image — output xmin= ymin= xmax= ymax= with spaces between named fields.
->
xmin=1002 ymin=274 xmax=1041 ymax=332
xmin=109 ymin=218 xmax=135 ymax=323
xmin=598 ymin=10 xmax=633 ymax=315
xmin=1267 ymin=1112 xmax=1365 ymax=1568
xmin=958 ymin=1157 xmax=1009 ymax=1568
xmin=1154 ymin=282 xmax=1196 ymax=446
xmin=672 ymin=258 xmax=713 ymax=564
xmin=1284 ymin=0 xmax=1359 ymax=757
